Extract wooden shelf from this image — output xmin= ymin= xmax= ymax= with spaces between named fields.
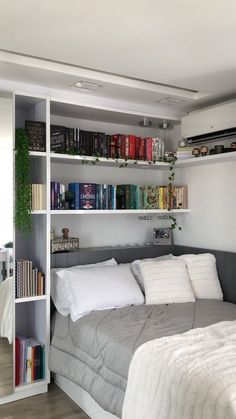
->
xmin=51 ymin=209 xmax=190 ymax=215
xmin=15 ymin=295 xmax=46 ymax=303
xmin=176 ymin=151 xmax=236 ymax=167
xmin=50 ymin=153 xmax=170 ymax=170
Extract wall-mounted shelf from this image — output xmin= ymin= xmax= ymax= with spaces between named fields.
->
xmin=51 ymin=209 xmax=190 ymax=215
xmin=176 ymin=151 xmax=236 ymax=167
xmin=29 ymin=151 xmax=47 ymax=157
xmin=15 ymin=296 xmax=46 ymax=303
xmin=50 ymin=153 xmax=170 ymax=170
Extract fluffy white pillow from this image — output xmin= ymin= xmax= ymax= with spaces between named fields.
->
xmin=179 ymin=253 xmax=223 ymax=300
xmin=56 ymin=264 xmax=144 ymax=321
xmin=131 ymin=254 xmax=173 ymax=291
xmin=51 ymin=258 xmax=118 ymax=316
xmin=140 ymin=259 xmax=195 ymax=305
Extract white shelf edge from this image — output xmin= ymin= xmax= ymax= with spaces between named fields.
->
xmin=50 ymin=153 xmax=170 ymax=169
xmin=51 ymin=209 xmax=191 ymax=215
xmin=29 ymin=151 xmax=47 ymax=157
xmin=176 ymin=151 xmax=236 ymax=167
xmin=31 ymin=210 xmax=47 ymax=214
xmin=15 ymin=295 xmax=46 ymax=303
xmin=15 ymin=379 xmax=47 ymax=393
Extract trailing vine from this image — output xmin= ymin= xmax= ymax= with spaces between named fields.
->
xmin=15 ymin=128 xmax=32 ymax=235
xmin=167 ymin=154 xmax=182 ymax=230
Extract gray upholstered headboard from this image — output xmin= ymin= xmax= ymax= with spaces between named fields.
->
xmin=51 ymin=244 xmax=236 ymax=304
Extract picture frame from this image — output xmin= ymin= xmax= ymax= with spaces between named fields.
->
xmin=153 ymin=228 xmax=172 ymax=245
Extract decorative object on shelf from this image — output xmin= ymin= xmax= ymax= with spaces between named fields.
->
xmin=178 ymin=138 xmax=188 ymax=147
xmin=167 ymin=153 xmax=182 ymax=231
xmin=231 ymin=141 xmax=236 ymax=150
xmin=192 ymin=147 xmax=201 ymax=157
xmin=153 ymin=228 xmax=172 ymax=245
xmin=15 ymin=128 xmax=32 ymax=235
xmin=200 ymin=145 xmax=209 ymax=156
xmin=214 ymin=144 xmax=224 ymax=154
xmin=51 ymin=228 xmax=79 ymax=253
xmin=25 ymin=120 xmax=46 ymax=152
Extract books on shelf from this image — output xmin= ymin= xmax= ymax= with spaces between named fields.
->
xmin=25 ymin=120 xmax=46 ymax=152
xmin=51 ymin=182 xmax=65 ymax=210
xmin=31 ymin=184 xmax=46 ymax=211
xmin=51 ymin=182 xmax=188 ymax=211
xmin=50 ymin=124 xmax=165 ymax=162
xmin=15 ymin=260 xmax=45 ymax=299
xmin=15 ymin=336 xmax=45 ymax=386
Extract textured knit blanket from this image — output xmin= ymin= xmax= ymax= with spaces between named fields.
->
xmin=122 ymin=320 xmax=236 ymax=419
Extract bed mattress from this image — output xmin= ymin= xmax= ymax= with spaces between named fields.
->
xmin=49 ymin=301 xmax=236 ymax=417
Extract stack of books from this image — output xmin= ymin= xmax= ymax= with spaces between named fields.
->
xmin=15 ymin=260 xmax=45 ymax=298
xmin=51 ymin=182 xmax=188 ymax=211
xmin=50 ymin=124 xmax=166 ymax=161
xmin=15 ymin=336 xmax=45 ymax=386
xmin=31 ymin=184 xmax=46 ymax=210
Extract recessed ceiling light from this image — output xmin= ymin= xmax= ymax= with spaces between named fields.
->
xmin=157 ymin=97 xmax=185 ymax=105
xmin=73 ymin=81 xmax=102 ymax=92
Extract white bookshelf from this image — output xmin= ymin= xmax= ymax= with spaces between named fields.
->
xmin=50 ymin=152 xmax=171 ymax=170
xmin=10 ymin=91 xmax=189 ymax=404
xmin=15 ymin=295 xmax=46 ymax=303
xmin=176 ymin=151 xmax=236 ymax=167
xmin=51 ymin=209 xmax=190 ymax=215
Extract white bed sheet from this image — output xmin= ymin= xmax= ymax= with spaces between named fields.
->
xmin=0 ymin=276 xmax=13 ymax=344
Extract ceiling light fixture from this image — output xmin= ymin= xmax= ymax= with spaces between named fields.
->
xmin=157 ymin=97 xmax=185 ymax=105
xmin=73 ymin=81 xmax=102 ymax=92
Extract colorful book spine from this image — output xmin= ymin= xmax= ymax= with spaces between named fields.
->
xmin=79 ymin=183 xmax=96 ymax=210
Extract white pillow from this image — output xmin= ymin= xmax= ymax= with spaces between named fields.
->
xmin=179 ymin=253 xmax=223 ymax=300
xmin=131 ymin=254 xmax=173 ymax=291
xmin=140 ymin=259 xmax=195 ymax=305
xmin=56 ymin=264 xmax=144 ymax=321
xmin=51 ymin=258 xmax=117 ymax=316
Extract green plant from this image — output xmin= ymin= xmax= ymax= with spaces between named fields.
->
xmin=167 ymin=154 xmax=182 ymax=230
xmin=15 ymin=128 xmax=32 ymax=235
xmin=4 ymin=241 xmax=13 ymax=248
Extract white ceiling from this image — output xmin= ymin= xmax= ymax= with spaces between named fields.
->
xmin=1 ymin=0 xmax=236 ymax=114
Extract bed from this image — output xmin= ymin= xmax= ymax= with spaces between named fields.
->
xmin=49 ymin=245 xmax=236 ymax=419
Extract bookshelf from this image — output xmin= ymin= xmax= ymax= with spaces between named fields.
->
xmin=6 ymin=91 xmax=190 ymax=404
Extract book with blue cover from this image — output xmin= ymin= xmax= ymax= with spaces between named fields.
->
xmin=68 ymin=182 xmax=80 ymax=209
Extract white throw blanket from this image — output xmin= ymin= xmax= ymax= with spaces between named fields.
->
xmin=0 ymin=277 xmax=13 ymax=344
xmin=122 ymin=320 xmax=236 ymax=419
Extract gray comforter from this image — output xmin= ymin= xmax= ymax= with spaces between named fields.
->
xmin=49 ymin=301 xmax=236 ymax=417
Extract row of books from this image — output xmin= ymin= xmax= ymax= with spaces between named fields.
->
xmin=15 ymin=260 xmax=45 ymax=299
xmin=31 ymin=184 xmax=46 ymax=211
xmin=15 ymin=336 xmax=45 ymax=386
xmin=51 ymin=182 xmax=188 ymax=210
xmin=50 ymin=124 xmax=165 ymax=161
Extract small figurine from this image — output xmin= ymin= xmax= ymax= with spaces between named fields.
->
xmin=192 ymin=147 xmax=201 ymax=157
xmin=200 ymin=145 xmax=209 ymax=156
xmin=62 ymin=227 xmax=69 ymax=240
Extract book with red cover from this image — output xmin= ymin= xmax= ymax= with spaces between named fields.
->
xmin=146 ymin=138 xmax=153 ymax=161
xmin=128 ymin=135 xmax=136 ymax=159
xmin=138 ymin=138 xmax=145 ymax=160
xmin=135 ymin=137 xmax=140 ymax=159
